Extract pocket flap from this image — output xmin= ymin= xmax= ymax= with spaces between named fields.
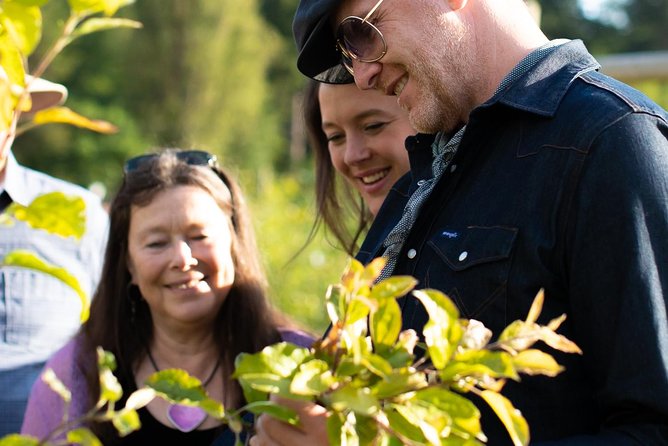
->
xmin=428 ymin=226 xmax=517 ymax=271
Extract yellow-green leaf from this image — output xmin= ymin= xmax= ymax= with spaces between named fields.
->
xmin=290 ymin=359 xmax=334 ymax=396
xmin=330 ymin=385 xmax=379 ymax=416
xmin=525 ymin=289 xmax=544 ymax=325
xmin=413 ymin=289 xmax=462 ymax=370
xmin=67 ymin=0 xmax=133 ymax=16
xmin=370 ymin=293 xmax=402 ymax=347
xmin=66 ymin=427 xmax=103 ymax=446
xmin=110 ymin=409 xmax=141 ymax=437
xmin=41 ymin=368 xmax=72 ymax=403
xmin=512 ymin=349 xmax=564 ymax=377
xmin=361 ymin=256 xmax=386 ymax=284
xmin=371 ymin=276 xmax=417 ymax=301
xmin=2 ymin=250 xmax=89 ymax=321
xmin=479 ymin=390 xmax=529 ymax=446
xmin=7 ymin=191 xmax=86 ymax=239
xmin=32 ymin=106 xmax=118 ymax=133
xmin=99 ymin=367 xmax=123 ymax=404
xmin=243 ymin=401 xmax=299 ymax=425
xmin=68 ymin=17 xmax=142 ymax=43
xmin=0 ymin=434 xmax=40 ymax=446
xmin=1 ymin=3 xmax=42 ymax=55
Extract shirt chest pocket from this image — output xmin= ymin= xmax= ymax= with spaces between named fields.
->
xmin=425 ymin=226 xmax=517 ymax=325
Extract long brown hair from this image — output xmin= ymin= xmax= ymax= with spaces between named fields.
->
xmin=303 ymin=79 xmax=371 ymax=255
xmin=78 ymin=149 xmax=284 ymax=437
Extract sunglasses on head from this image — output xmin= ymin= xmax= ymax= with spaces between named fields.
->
xmin=123 ymin=149 xmax=219 ymax=173
xmin=124 ymin=149 xmax=238 ymax=229
xmin=336 ymin=0 xmax=387 ymax=76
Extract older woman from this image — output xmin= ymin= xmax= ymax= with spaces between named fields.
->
xmin=303 ymin=80 xmax=415 ymax=255
xmin=21 ymin=149 xmax=312 ymax=444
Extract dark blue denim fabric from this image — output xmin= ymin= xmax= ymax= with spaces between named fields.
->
xmin=357 ymin=40 xmax=668 ymax=445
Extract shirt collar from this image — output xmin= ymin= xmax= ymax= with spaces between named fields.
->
xmin=3 ymin=151 xmax=39 ymax=206
xmin=491 ymin=39 xmax=601 ymax=117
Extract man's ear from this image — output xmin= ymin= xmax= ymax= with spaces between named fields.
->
xmin=448 ymin=0 xmax=468 ymax=11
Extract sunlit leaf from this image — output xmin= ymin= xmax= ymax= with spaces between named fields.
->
xmin=32 ymin=106 xmax=118 ymax=133
xmin=124 ymin=387 xmax=156 ymax=410
xmin=330 ymin=385 xmax=379 ymax=416
xmin=371 ymin=370 xmax=426 ymax=399
xmin=479 ymin=390 xmax=529 ymax=446
xmin=539 ymin=327 xmax=583 ymax=354
xmin=0 ymin=434 xmax=40 ymax=445
xmin=370 ymin=296 xmax=401 ymax=347
xmin=242 ymin=401 xmax=299 ymax=425
xmin=414 ymin=387 xmax=484 ymax=442
xmin=1 ymin=3 xmax=41 ymax=55
xmin=144 ymin=369 xmax=208 ymax=404
xmin=441 ymin=350 xmax=519 ymax=382
xmin=340 ymin=257 xmax=364 ymax=291
xmin=525 ymin=289 xmax=544 ymax=325
xmin=2 ymin=250 xmax=89 ymax=321
xmin=384 ymin=406 xmax=426 ymax=444
xmin=66 ymin=427 xmax=103 ymax=446
xmin=99 ymin=368 xmax=122 ymax=404
xmin=110 ymin=409 xmax=141 ymax=437
xmin=7 ymin=191 xmax=86 ymax=239
xmin=512 ymin=349 xmax=563 ymax=377
xmin=41 ymin=368 xmax=72 ymax=403
xmin=68 ymin=17 xmax=142 ymax=43
xmin=326 ymin=412 xmax=346 ymax=446
xmin=360 ymin=352 xmax=393 ymax=378
xmin=370 ymin=276 xmax=417 ymax=301
xmin=290 ymin=359 xmax=335 ymax=396
xmin=413 ymin=289 xmax=462 ymax=370
xmin=361 ymin=256 xmax=386 ymax=284
xmin=460 ymin=319 xmax=493 ymax=350
xmin=67 ymin=0 xmax=134 ymax=16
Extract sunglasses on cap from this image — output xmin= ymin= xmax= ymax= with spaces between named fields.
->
xmin=124 ymin=149 xmax=238 ymax=229
xmin=336 ymin=0 xmax=387 ymax=76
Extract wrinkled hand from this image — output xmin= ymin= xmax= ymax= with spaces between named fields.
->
xmin=249 ymin=396 xmax=329 ymax=446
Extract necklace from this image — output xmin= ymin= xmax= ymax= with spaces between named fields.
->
xmin=146 ymin=349 xmax=221 ymax=433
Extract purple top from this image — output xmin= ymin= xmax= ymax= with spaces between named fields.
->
xmin=21 ymin=328 xmax=314 ymax=442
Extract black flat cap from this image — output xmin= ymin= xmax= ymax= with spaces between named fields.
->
xmin=292 ymin=0 xmax=354 ymax=84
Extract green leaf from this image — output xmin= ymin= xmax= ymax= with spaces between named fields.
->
xmin=360 ymin=352 xmax=393 ymax=378
xmin=0 ymin=434 xmax=40 ymax=446
xmin=441 ymin=350 xmax=519 ymax=382
xmin=144 ymin=369 xmax=209 ymax=404
xmin=41 ymin=368 xmax=72 ymax=403
xmin=384 ymin=406 xmax=426 ymax=444
xmin=7 ymin=191 xmax=86 ymax=239
xmin=512 ymin=349 xmax=564 ymax=377
xmin=412 ymin=289 xmax=463 ymax=370
xmin=370 ymin=296 xmax=402 ymax=347
xmin=32 ymin=107 xmax=119 ymax=133
xmin=290 ymin=359 xmax=335 ymax=396
xmin=370 ymin=276 xmax=418 ymax=301
xmin=479 ymin=390 xmax=529 ymax=446
xmin=68 ymin=17 xmax=142 ymax=43
xmin=330 ymin=385 xmax=379 ymax=417
xmin=2 ymin=250 xmax=90 ymax=321
xmin=97 ymin=347 xmax=117 ymax=371
xmin=414 ymin=387 xmax=484 ymax=442
xmin=66 ymin=427 xmax=103 ymax=446
xmin=361 ymin=256 xmax=386 ymax=284
xmin=346 ymin=297 xmax=371 ymax=325
xmin=371 ymin=370 xmax=426 ymax=399
xmin=110 ymin=409 xmax=141 ymax=437
xmin=235 ymin=342 xmax=311 ymax=378
xmin=0 ymin=3 xmax=42 ymax=55
xmin=67 ymin=0 xmax=134 ymax=16
xmin=242 ymin=401 xmax=299 ymax=425
xmin=326 ymin=412 xmax=346 ymax=446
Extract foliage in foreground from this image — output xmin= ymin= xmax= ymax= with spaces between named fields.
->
xmin=1 ymin=257 xmax=580 ymax=446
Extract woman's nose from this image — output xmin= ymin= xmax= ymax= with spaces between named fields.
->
xmin=171 ymin=240 xmax=198 ymax=269
xmin=344 ymin=134 xmax=371 ymax=166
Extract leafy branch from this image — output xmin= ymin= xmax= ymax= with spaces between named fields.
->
xmin=234 ymin=257 xmax=582 ymax=446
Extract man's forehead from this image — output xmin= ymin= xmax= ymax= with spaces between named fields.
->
xmin=333 ymin=0 xmax=376 ymax=22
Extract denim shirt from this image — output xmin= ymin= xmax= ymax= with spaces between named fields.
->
xmin=0 ymin=152 xmax=108 ymax=435
xmin=357 ymin=40 xmax=668 ymax=445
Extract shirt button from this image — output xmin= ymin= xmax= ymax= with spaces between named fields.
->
xmin=450 ymin=164 xmax=457 ymax=172
xmin=407 ymin=248 xmax=417 ymax=259
xmin=458 ymin=251 xmax=468 ymax=261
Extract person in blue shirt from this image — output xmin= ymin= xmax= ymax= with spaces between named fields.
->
xmin=0 ymin=76 xmax=109 ymax=435
xmin=251 ymin=0 xmax=668 ymax=444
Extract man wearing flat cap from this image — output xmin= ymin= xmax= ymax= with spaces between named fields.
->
xmin=0 ymin=77 xmax=108 ymax=435
xmin=252 ymin=0 xmax=668 ymax=445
